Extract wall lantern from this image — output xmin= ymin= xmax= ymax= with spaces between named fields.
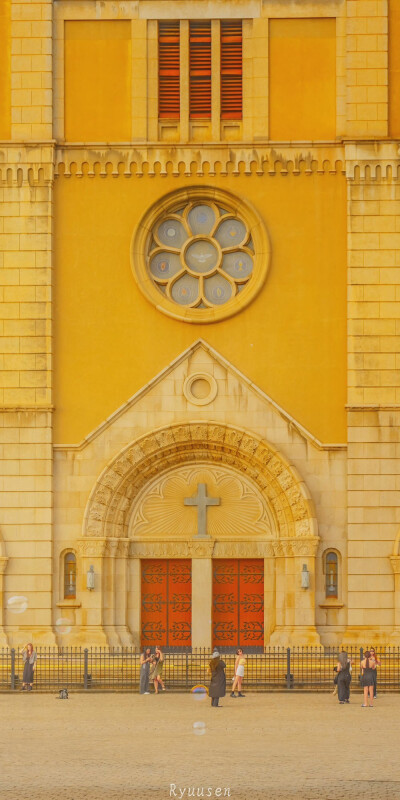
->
xmin=301 ymin=564 xmax=310 ymax=589
xmin=86 ymin=565 xmax=95 ymax=591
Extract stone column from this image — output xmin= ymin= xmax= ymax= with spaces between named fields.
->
xmin=191 ymin=559 xmax=212 ymax=649
xmin=263 ymin=549 xmax=275 ymax=644
xmin=190 ymin=541 xmax=214 ymax=650
xmin=115 ymin=540 xmax=133 ymax=646
xmin=76 ymin=539 xmax=108 ymax=645
xmin=127 ymin=555 xmax=141 ymax=649
xmin=103 ymin=539 xmax=121 ymax=647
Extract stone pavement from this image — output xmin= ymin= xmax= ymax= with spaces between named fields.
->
xmin=0 ymin=691 xmax=399 ymax=800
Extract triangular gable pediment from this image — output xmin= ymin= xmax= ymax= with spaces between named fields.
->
xmin=55 ymin=339 xmax=345 ymax=455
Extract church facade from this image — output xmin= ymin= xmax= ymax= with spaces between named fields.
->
xmin=0 ymin=0 xmax=400 ymax=648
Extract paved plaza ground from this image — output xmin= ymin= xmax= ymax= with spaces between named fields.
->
xmin=0 ymin=691 xmax=399 ymax=800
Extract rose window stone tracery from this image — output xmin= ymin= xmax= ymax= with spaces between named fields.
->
xmin=132 ymin=187 xmax=270 ymax=323
xmin=149 ymin=202 xmax=254 ymax=309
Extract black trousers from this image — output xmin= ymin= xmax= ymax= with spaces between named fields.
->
xmin=372 ymin=670 xmax=377 ymax=696
xmin=337 ymin=672 xmax=351 ymax=702
xmin=211 ymin=697 xmax=219 ymax=707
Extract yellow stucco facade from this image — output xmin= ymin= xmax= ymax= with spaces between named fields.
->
xmin=0 ymin=0 xmax=400 ymax=648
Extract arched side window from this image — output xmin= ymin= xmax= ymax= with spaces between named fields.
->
xmin=64 ymin=552 xmax=77 ymax=599
xmin=325 ymin=551 xmax=338 ymax=599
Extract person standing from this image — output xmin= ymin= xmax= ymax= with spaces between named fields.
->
xmin=336 ymin=650 xmax=351 ymax=704
xmin=20 ymin=643 xmax=37 ymax=691
xmin=209 ymin=649 xmax=226 ymax=707
xmin=139 ymin=647 xmax=152 ymax=694
xmin=360 ymin=650 xmax=376 ymax=707
xmin=231 ymin=648 xmax=246 ymax=698
xmin=369 ymin=647 xmax=380 ymax=698
xmin=151 ymin=645 xmax=165 ymax=693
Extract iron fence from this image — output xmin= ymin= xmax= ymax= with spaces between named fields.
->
xmin=0 ymin=646 xmax=399 ymax=692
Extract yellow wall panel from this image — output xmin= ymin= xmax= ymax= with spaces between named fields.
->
xmin=0 ymin=0 xmax=11 ymax=139
xmin=269 ymin=19 xmax=336 ymax=141
xmin=64 ymin=21 xmax=132 ymax=142
xmin=54 ymin=174 xmax=347 ymax=445
xmin=389 ymin=0 xmax=400 ymax=137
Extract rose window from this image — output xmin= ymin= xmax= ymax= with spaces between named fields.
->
xmin=148 ymin=203 xmax=255 ymax=309
xmin=132 ymin=188 xmax=270 ymax=323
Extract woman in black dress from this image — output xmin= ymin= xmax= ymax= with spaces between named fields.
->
xmin=20 ymin=643 xmax=37 ymax=691
xmin=209 ymin=649 xmax=226 ymax=707
xmin=360 ymin=650 xmax=376 ymax=707
xmin=336 ymin=651 xmax=351 ymax=704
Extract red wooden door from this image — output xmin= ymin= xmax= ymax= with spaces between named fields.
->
xmin=141 ymin=559 xmax=192 ymax=648
xmin=212 ymin=559 xmax=264 ymax=650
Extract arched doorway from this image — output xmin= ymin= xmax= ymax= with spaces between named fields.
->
xmin=79 ymin=422 xmax=320 ymax=647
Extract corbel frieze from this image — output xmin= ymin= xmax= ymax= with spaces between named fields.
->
xmin=345 ymin=141 xmax=400 ymax=181
xmin=0 ymin=145 xmax=55 ymax=186
xmin=54 ymin=144 xmax=346 ymax=179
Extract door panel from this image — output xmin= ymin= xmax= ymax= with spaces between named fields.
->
xmin=141 ymin=559 xmax=192 ymax=648
xmin=212 ymin=559 xmax=264 ymax=650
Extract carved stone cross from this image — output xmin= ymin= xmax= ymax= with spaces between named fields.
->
xmin=184 ymin=483 xmax=221 ymax=539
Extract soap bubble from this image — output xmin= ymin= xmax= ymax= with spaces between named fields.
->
xmin=193 ymin=721 xmax=206 ymax=736
xmin=55 ymin=618 xmax=72 ymax=635
xmin=7 ymin=596 xmax=28 ymax=614
xmin=191 ymin=685 xmax=208 ymax=702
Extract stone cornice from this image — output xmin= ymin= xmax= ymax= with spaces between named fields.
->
xmin=54 ymin=143 xmax=346 ymax=178
xmin=0 ymin=141 xmax=398 ymax=184
xmin=0 ymin=144 xmax=55 ymax=186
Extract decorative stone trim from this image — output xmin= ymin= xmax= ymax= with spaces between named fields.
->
xmin=130 ymin=540 xmax=216 ymax=559
xmin=83 ymin=421 xmax=318 ymax=543
xmin=183 ymin=373 xmax=218 ymax=406
xmin=77 ymin=538 xmax=107 ymax=557
xmin=272 ymin=538 xmax=320 ymax=557
xmin=55 ymin=144 xmax=346 ymax=179
xmin=0 ymin=145 xmax=55 ymax=186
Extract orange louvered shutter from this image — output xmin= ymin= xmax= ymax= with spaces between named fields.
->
xmin=221 ymin=20 xmax=242 ymax=119
xmin=159 ymin=21 xmax=180 ymax=119
xmin=189 ymin=21 xmax=212 ymax=119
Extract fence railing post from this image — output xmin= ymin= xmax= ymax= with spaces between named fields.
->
xmin=10 ymin=648 xmax=15 ymax=690
xmin=84 ymin=648 xmax=89 ymax=689
xmin=286 ymin=647 xmax=291 ymax=690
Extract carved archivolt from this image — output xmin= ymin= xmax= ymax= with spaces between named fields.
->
xmin=83 ymin=422 xmax=317 ymax=542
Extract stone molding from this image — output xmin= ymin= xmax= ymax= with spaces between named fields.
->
xmin=0 ymin=143 xmax=398 ymax=185
xmin=83 ymin=421 xmax=318 ymax=542
xmin=127 ymin=538 xmax=320 ymax=559
xmin=54 ymin=144 xmax=346 ymax=179
xmin=0 ymin=145 xmax=55 ymax=186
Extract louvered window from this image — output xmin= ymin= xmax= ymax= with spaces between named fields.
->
xmin=159 ymin=21 xmax=180 ymax=119
xmin=221 ymin=20 xmax=243 ymax=119
xmin=189 ymin=21 xmax=212 ymax=119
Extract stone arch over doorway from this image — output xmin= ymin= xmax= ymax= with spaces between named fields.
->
xmin=83 ymin=421 xmax=318 ymax=543
xmin=78 ymin=423 xmax=320 ymax=647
